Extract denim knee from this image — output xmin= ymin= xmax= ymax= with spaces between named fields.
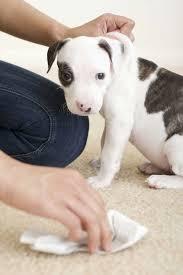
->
xmin=14 ymin=110 xmax=89 ymax=168
xmin=0 ymin=60 xmax=89 ymax=168
xmin=0 ymin=86 xmax=50 ymax=156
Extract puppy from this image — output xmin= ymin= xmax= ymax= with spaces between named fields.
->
xmin=47 ymin=32 xmax=183 ymax=189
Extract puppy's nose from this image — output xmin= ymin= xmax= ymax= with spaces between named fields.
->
xmin=76 ymin=101 xmax=91 ymax=113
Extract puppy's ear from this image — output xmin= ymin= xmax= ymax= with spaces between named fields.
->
xmin=47 ymin=39 xmax=69 ymax=73
xmin=106 ymin=32 xmax=135 ymax=71
xmin=98 ymin=39 xmax=112 ymax=63
xmin=106 ymin=32 xmax=134 ymax=59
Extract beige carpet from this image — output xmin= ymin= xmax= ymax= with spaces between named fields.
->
xmin=0 ymin=113 xmax=183 ymax=275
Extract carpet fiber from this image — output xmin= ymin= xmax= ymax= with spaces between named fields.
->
xmin=0 ymin=114 xmax=183 ymax=275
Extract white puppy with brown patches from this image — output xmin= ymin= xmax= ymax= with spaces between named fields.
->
xmin=47 ymin=32 xmax=183 ymax=189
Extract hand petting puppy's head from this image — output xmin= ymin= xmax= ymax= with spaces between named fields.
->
xmin=47 ymin=35 xmax=126 ymax=116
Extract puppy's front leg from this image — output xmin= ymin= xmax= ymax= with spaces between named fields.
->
xmin=89 ymin=125 xmax=106 ymax=169
xmin=88 ymin=119 xmax=133 ymax=188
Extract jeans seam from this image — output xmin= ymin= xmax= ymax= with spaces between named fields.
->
xmin=0 ymin=85 xmax=56 ymax=158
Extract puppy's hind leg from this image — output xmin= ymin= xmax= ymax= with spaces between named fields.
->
xmin=164 ymin=134 xmax=183 ymax=177
xmin=146 ymin=134 xmax=183 ymax=189
xmin=138 ymin=162 xmax=165 ymax=175
xmin=146 ymin=175 xmax=183 ymax=189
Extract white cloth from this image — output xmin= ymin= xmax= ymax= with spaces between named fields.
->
xmin=20 ymin=210 xmax=148 ymax=255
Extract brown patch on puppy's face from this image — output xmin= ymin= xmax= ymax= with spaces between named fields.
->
xmin=57 ymin=62 xmax=74 ymax=87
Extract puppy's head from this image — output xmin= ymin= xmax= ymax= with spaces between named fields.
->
xmin=47 ymin=35 xmax=125 ymax=115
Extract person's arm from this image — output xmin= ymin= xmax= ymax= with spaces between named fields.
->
xmin=0 ymin=0 xmax=69 ymax=46
xmin=0 ymin=0 xmax=135 ymax=46
xmin=0 ymin=150 xmax=111 ymax=253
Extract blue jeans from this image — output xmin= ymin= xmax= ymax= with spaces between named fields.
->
xmin=0 ymin=60 xmax=89 ymax=167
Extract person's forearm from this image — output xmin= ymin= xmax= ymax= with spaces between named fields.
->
xmin=0 ymin=0 xmax=69 ymax=46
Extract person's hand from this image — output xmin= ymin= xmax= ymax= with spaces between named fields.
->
xmin=67 ymin=13 xmax=135 ymax=41
xmin=1 ymin=157 xmax=111 ymax=253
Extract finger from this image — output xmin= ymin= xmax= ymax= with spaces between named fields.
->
xmin=120 ymin=21 xmax=135 ymax=36
xmin=67 ymin=172 xmax=111 ymax=251
xmin=67 ymin=170 xmax=106 ymax=213
xmin=50 ymin=204 xmax=84 ymax=241
xmin=81 ymin=182 xmax=105 ymax=208
xmin=100 ymin=219 xmax=112 ymax=252
xmin=110 ymin=14 xmax=135 ymax=30
xmin=70 ymin=179 xmax=112 ymax=251
xmin=80 ymin=194 xmax=112 ymax=252
xmin=78 ymin=189 xmax=112 ymax=252
xmin=87 ymin=222 xmax=100 ymax=254
xmin=76 ymin=177 xmax=105 ymax=209
xmin=77 ymin=188 xmax=111 ymax=249
xmin=113 ymin=14 xmax=135 ymax=28
xmin=67 ymin=198 xmax=101 ymax=253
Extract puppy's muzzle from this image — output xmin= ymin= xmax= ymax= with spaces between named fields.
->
xmin=76 ymin=101 xmax=92 ymax=113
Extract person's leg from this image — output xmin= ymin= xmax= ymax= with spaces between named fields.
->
xmin=0 ymin=60 xmax=89 ymax=167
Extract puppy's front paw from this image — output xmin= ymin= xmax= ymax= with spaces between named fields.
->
xmin=87 ymin=176 xmax=111 ymax=189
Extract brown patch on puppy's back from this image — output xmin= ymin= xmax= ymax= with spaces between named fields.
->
xmin=144 ymin=67 xmax=183 ymax=140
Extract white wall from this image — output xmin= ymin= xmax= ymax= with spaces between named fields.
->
xmin=0 ymin=0 xmax=183 ymax=79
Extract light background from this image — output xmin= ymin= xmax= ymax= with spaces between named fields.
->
xmin=0 ymin=0 xmax=183 ymax=78
xmin=0 ymin=4 xmax=183 ymax=274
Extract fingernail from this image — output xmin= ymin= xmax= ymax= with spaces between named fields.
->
xmin=90 ymin=246 xmax=97 ymax=254
xmin=105 ymin=243 xmax=111 ymax=252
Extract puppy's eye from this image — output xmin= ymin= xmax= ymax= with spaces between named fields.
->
xmin=61 ymin=72 xmax=72 ymax=82
xmin=96 ymin=73 xmax=105 ymax=80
